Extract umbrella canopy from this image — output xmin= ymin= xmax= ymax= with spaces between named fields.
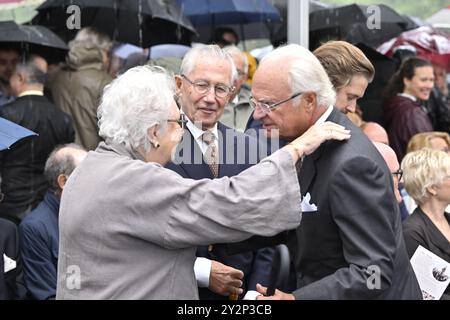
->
xmin=177 ymin=0 xmax=281 ymax=43
xmin=0 ymin=117 xmax=37 ymax=151
xmin=32 ymin=0 xmax=197 ymax=47
xmin=0 ymin=20 xmax=67 ymax=49
xmin=309 ymin=4 xmax=411 ymax=49
xmin=377 ymin=26 xmax=450 ymax=72
xmin=426 ymin=5 xmax=450 ymax=30
xmin=0 ymin=20 xmax=68 ymax=62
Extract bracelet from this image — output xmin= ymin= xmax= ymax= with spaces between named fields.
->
xmin=287 ymin=143 xmax=304 ymax=160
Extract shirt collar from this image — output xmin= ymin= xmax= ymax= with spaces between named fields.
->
xmin=186 ymin=116 xmax=219 ymax=141
xmin=397 ymin=93 xmax=417 ymax=102
xmin=315 ymin=104 xmax=334 ymax=125
xmin=18 ymin=90 xmax=44 ymax=97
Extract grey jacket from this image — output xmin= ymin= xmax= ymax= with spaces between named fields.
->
xmin=56 ymin=142 xmax=302 ymax=299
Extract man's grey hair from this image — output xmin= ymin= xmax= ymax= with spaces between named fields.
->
xmin=223 ymin=45 xmax=248 ymax=75
xmin=15 ymin=60 xmax=46 ymax=85
xmin=261 ymin=44 xmax=336 ymax=108
xmin=180 ymin=44 xmax=237 ymax=85
xmin=98 ymin=65 xmax=175 ymax=152
xmin=45 ymin=143 xmax=87 ymax=192
xmin=72 ymin=27 xmax=112 ymax=51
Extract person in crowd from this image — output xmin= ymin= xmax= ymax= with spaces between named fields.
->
xmin=55 ymin=65 xmax=349 ymax=300
xmin=407 ymin=131 xmax=450 ymax=155
xmin=49 ymin=27 xmax=113 ymax=150
xmin=401 ymin=131 xmax=450 ymax=214
xmin=383 ymin=57 xmax=435 ymax=161
xmin=313 ymin=41 xmax=375 ymax=115
xmin=0 ymin=122 xmax=29 ymax=300
xmin=209 ymin=27 xmax=239 ymax=48
xmin=401 ymin=148 xmax=450 ymax=299
xmin=229 ymin=44 xmax=421 ymax=300
xmin=246 ymin=40 xmax=375 ymax=148
xmin=0 ymin=45 xmax=20 ymax=106
xmin=220 ymin=45 xmax=252 ymax=132
xmin=0 ymin=59 xmax=75 ymax=224
xmin=362 ymin=122 xmax=390 ymax=145
xmin=373 ymin=142 xmax=408 ymax=220
xmin=166 ymin=45 xmax=273 ymax=300
xmin=19 ymin=144 xmax=87 ymax=300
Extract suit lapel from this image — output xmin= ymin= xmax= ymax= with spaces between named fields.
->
xmin=299 ymin=108 xmax=341 ymax=196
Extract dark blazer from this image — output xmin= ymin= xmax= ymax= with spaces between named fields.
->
xmin=231 ymin=108 xmax=422 ymax=299
xmin=0 ymin=217 xmax=27 ymax=299
xmin=19 ymin=190 xmax=60 ymax=300
xmin=0 ymin=95 xmax=74 ymax=223
xmin=403 ymin=207 xmax=450 ymax=298
xmin=166 ymin=122 xmax=274 ymax=299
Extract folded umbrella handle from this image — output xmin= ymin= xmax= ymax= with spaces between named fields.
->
xmin=266 ymin=244 xmax=290 ymax=296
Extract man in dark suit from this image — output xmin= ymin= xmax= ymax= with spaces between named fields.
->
xmin=0 ymin=58 xmax=75 ymax=224
xmin=238 ymin=44 xmax=421 ymax=299
xmin=166 ymin=45 xmax=273 ymax=300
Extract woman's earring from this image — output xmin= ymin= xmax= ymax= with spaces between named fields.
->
xmin=152 ymin=141 xmax=160 ymax=149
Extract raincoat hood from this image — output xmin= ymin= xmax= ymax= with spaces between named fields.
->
xmin=66 ymin=40 xmax=104 ymax=70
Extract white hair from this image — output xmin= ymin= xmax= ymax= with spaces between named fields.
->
xmin=98 ymin=65 xmax=175 ymax=152
xmin=261 ymin=44 xmax=336 ymax=108
xmin=223 ymin=45 xmax=248 ymax=75
xmin=180 ymin=44 xmax=237 ymax=85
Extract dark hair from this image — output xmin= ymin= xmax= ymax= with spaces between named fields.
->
xmin=44 ymin=144 xmax=86 ymax=192
xmin=209 ymin=27 xmax=239 ymax=46
xmin=383 ymin=57 xmax=432 ymax=100
xmin=15 ymin=58 xmax=47 ymax=85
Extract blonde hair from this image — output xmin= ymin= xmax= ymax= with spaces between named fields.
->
xmin=406 ymin=131 xmax=450 ymax=154
xmin=401 ymin=148 xmax=450 ymax=205
xmin=313 ymin=41 xmax=375 ymax=90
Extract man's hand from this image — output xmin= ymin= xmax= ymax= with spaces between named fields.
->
xmin=255 ymin=283 xmax=295 ymax=300
xmin=208 ymin=260 xmax=244 ymax=296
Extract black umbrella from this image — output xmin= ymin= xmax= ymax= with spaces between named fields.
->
xmin=32 ymin=0 xmax=197 ymax=48
xmin=309 ymin=4 xmax=411 ymax=49
xmin=0 ymin=20 xmax=68 ymax=63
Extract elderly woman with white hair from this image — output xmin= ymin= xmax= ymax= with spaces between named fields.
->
xmin=402 ymin=148 xmax=450 ymax=299
xmin=55 ymin=65 xmax=350 ymax=300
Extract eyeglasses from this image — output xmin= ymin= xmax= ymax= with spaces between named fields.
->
xmin=392 ymin=168 xmax=403 ymax=181
xmin=167 ymin=113 xmax=187 ymax=129
xmin=250 ymin=92 xmax=303 ymax=114
xmin=181 ymin=74 xmax=234 ymax=99
xmin=236 ymin=69 xmax=247 ymax=78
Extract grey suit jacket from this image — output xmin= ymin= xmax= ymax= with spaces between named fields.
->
xmin=56 ymin=142 xmax=302 ymax=299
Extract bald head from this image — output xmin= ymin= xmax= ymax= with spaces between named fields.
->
xmin=362 ymin=122 xmax=389 ymax=145
xmin=373 ymin=142 xmax=402 ymax=203
xmin=45 ymin=144 xmax=88 ymax=196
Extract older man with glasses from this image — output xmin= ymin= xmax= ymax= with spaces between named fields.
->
xmin=229 ymin=44 xmax=422 ymax=300
xmin=166 ymin=44 xmax=275 ymax=300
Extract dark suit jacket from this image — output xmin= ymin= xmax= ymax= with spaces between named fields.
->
xmin=166 ymin=122 xmax=274 ymax=299
xmin=403 ymin=207 xmax=450 ymax=299
xmin=19 ymin=190 xmax=60 ymax=300
xmin=231 ymin=108 xmax=422 ymax=299
xmin=0 ymin=218 xmax=27 ymax=299
xmin=0 ymin=95 xmax=74 ymax=222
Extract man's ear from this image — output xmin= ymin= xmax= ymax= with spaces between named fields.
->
xmin=175 ymin=75 xmax=183 ymax=96
xmin=57 ymin=174 xmax=67 ymax=191
xmin=302 ymin=92 xmax=317 ymax=113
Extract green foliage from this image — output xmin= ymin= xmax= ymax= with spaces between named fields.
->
xmin=320 ymin=0 xmax=449 ymax=19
